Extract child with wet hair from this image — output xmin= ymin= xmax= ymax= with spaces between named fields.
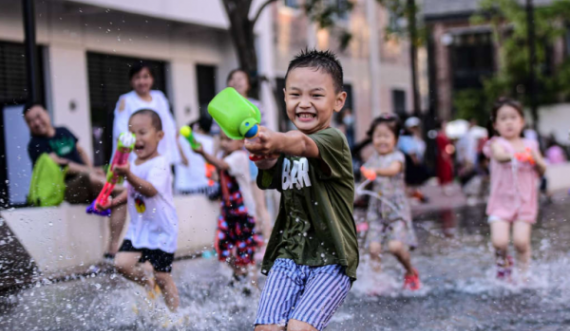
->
xmin=484 ymin=97 xmax=547 ymax=281
xmin=246 ymin=49 xmax=358 ymax=331
xmin=100 ymin=108 xmax=180 ymax=311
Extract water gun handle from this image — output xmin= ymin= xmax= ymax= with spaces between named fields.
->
xmin=247 ymin=135 xmax=265 ymax=162
xmin=360 ymin=166 xmax=377 ymax=181
xmin=87 ymin=133 xmax=135 ymax=216
xmin=514 ymin=148 xmax=535 ymax=165
xmin=96 ymin=146 xmax=131 ymax=207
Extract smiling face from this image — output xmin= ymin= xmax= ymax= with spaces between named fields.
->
xmin=284 ymin=67 xmax=347 ymax=134
xmin=24 ymin=105 xmax=53 ymax=137
xmin=129 ymin=113 xmax=163 ymax=161
xmin=227 ymin=70 xmax=250 ymax=97
xmin=131 ymin=67 xmax=154 ymax=96
xmin=372 ymin=123 xmax=397 ymax=155
xmin=493 ymin=105 xmax=525 ymax=140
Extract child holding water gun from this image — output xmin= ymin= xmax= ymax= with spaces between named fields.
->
xmin=483 ymin=98 xmax=547 ymax=281
xmin=99 ymin=109 xmax=180 ymax=311
xmin=361 ymin=115 xmax=421 ymax=291
xmin=192 ymin=131 xmax=260 ymax=294
xmin=243 ymin=50 xmax=359 ymax=331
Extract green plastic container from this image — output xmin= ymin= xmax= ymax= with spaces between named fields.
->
xmin=207 ymin=87 xmax=261 ymax=140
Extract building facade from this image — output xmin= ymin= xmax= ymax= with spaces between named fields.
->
xmin=0 ymin=0 xmax=414 ymax=205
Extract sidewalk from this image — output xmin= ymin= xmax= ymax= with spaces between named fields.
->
xmin=411 ymin=181 xmax=468 ymax=215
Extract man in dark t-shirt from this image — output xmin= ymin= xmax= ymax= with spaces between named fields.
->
xmin=24 ymin=103 xmax=127 ymax=258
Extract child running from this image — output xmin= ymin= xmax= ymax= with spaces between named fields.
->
xmin=100 ymin=109 xmax=180 ymax=311
xmin=193 ymin=131 xmax=259 ymax=292
xmin=484 ymin=98 xmax=546 ymax=281
xmin=361 ymin=114 xmax=420 ymax=291
xmin=245 ymin=49 xmax=359 ymax=331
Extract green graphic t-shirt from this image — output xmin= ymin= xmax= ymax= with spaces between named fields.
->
xmin=258 ymin=127 xmax=359 ymax=280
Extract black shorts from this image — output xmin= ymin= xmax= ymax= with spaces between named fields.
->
xmin=119 ymin=240 xmax=174 ymax=273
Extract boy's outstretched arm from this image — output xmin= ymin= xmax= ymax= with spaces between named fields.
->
xmin=193 ymin=146 xmax=230 ymax=171
xmin=245 ymin=127 xmax=320 ymax=159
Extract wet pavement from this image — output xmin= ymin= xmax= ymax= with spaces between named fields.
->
xmin=1 ymin=194 xmax=570 ymax=331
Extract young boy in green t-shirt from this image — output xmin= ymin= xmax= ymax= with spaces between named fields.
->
xmin=246 ymin=49 xmax=359 ymax=331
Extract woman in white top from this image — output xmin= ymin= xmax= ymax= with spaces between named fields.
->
xmin=226 ymin=69 xmax=272 ymax=243
xmin=112 ymin=63 xmax=180 ymax=165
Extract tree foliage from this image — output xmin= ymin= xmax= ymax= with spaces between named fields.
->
xmin=455 ymin=0 xmax=570 ymax=122
xmin=221 ymin=0 xmax=354 ymax=97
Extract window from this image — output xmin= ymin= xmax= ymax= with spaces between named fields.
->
xmin=333 ymin=0 xmax=350 ymax=20
xmin=0 ymin=41 xmax=45 ymax=207
xmin=450 ymin=32 xmax=495 ymax=90
xmin=392 ymin=89 xmax=407 ymax=115
xmin=284 ymin=0 xmax=299 ymax=8
xmin=0 ymin=41 xmax=44 ymax=105
xmin=87 ymin=52 xmax=167 ymax=165
xmin=196 ymin=64 xmax=217 ymax=120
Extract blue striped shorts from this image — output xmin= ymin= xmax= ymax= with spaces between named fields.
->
xmin=255 ymin=258 xmax=351 ymax=330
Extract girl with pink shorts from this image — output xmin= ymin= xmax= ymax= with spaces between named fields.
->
xmin=483 ymin=98 xmax=547 ymax=281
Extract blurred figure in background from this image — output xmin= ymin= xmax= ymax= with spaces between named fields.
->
xmin=175 ymin=116 xmax=218 ymax=197
xmin=435 ymin=120 xmax=455 ymax=195
xmin=226 ymin=69 xmax=272 ymax=251
xmin=336 ymin=108 xmax=355 ymax=150
xmin=545 ymin=134 xmax=566 ymax=165
xmin=398 ymin=117 xmax=429 ymax=203
xmin=112 ymin=62 xmax=180 ymax=166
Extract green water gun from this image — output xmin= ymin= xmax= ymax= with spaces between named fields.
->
xmin=208 ymin=87 xmax=261 ymax=140
xmin=179 ymin=125 xmax=201 ymax=150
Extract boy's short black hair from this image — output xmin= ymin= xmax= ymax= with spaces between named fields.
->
xmin=22 ymin=101 xmax=45 ymax=116
xmin=285 ymin=49 xmax=344 ymax=93
xmin=130 ymin=108 xmax=162 ymax=131
xmin=129 ymin=62 xmax=154 ymax=80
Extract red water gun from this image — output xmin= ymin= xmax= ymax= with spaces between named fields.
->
xmin=86 ymin=133 xmax=136 ymax=216
xmin=514 ymin=148 xmax=535 ymax=166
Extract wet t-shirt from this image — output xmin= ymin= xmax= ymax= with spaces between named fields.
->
xmin=257 ymin=128 xmax=359 ymax=280
xmin=28 ymin=127 xmax=83 ymax=166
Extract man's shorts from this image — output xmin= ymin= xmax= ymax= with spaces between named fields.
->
xmin=255 ymin=258 xmax=351 ymax=331
xmin=119 ymin=240 xmax=174 ymax=273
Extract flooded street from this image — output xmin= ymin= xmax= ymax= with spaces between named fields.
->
xmin=1 ymin=198 xmax=570 ymax=331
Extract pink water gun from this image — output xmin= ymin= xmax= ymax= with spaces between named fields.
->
xmin=86 ymin=133 xmax=136 ymax=216
xmin=514 ymin=148 xmax=535 ymax=166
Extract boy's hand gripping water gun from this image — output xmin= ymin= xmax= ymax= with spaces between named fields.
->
xmin=179 ymin=125 xmax=202 ymax=150
xmin=86 ymin=133 xmax=136 ymax=216
xmin=513 ymin=148 xmax=535 ymax=166
xmin=207 ymin=87 xmax=265 ymax=161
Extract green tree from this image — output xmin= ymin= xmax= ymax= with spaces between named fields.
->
xmin=222 ymin=0 xmax=353 ymax=97
xmin=460 ymin=0 xmax=570 ymax=122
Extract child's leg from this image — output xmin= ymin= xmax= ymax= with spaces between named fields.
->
xmin=288 ymin=264 xmax=351 ymax=331
xmin=512 ymin=221 xmax=532 ymax=274
xmin=490 ymin=220 xmax=510 ymax=260
xmin=108 ymin=202 xmax=127 ymax=255
xmin=155 ymin=272 xmax=179 ymax=312
xmin=115 ymin=252 xmax=154 ymax=289
xmin=387 ymin=240 xmax=414 ymax=275
xmin=368 ymin=242 xmax=382 ymax=273
xmin=255 ymin=259 xmax=304 ymax=330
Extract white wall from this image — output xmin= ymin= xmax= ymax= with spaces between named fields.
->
xmin=1 ymin=195 xmax=219 ymax=277
xmin=0 ymin=0 xmax=238 ymax=159
xmin=68 ymin=0 xmax=229 ymax=29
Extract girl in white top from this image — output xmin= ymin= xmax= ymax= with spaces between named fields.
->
xmin=112 ymin=63 xmax=180 ymax=165
xmin=226 ymin=69 xmax=272 ymax=244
